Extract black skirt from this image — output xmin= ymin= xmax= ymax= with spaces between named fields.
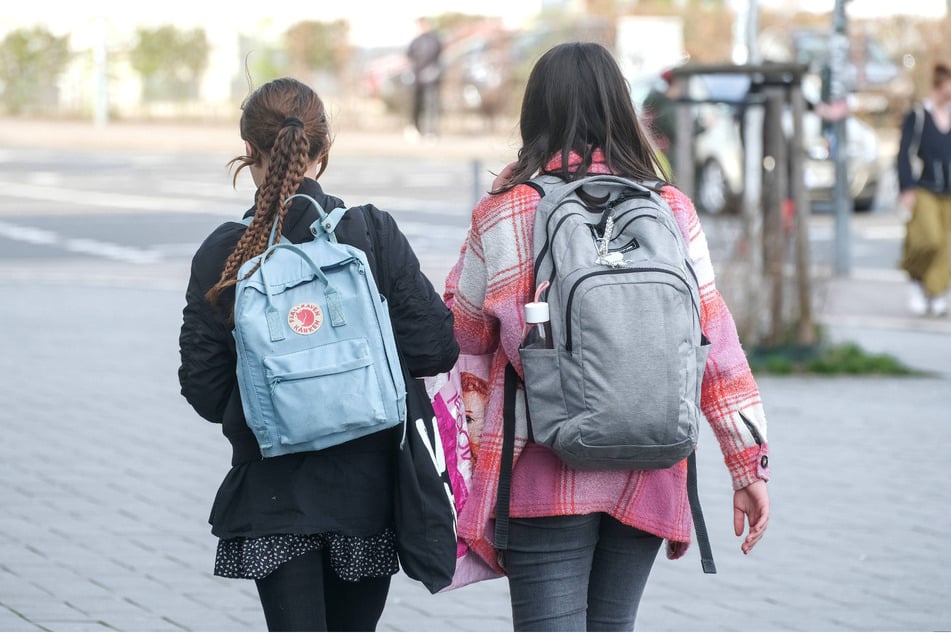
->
xmin=208 ymin=429 xmax=399 ymax=580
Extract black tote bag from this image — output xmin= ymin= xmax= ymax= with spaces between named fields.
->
xmin=394 ymin=376 xmax=457 ymax=593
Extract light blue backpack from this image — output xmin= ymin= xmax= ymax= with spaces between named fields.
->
xmin=233 ymin=194 xmax=406 ymax=458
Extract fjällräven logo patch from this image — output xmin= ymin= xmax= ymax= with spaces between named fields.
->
xmin=288 ymin=303 xmax=323 ymax=335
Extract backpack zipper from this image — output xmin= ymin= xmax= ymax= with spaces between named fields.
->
xmin=534 ymin=211 xmax=590 ymax=287
xmin=564 ymin=267 xmax=698 ymax=352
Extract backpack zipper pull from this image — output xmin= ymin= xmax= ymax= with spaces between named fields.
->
xmin=596 ymin=213 xmax=613 ymax=256
xmin=596 ymin=213 xmax=625 ymax=267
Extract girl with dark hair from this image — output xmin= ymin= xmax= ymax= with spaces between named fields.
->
xmin=445 ymin=43 xmax=770 ymax=631
xmin=178 ymin=77 xmax=458 ymax=631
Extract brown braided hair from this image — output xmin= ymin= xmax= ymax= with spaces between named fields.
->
xmin=206 ymin=77 xmax=332 ymax=306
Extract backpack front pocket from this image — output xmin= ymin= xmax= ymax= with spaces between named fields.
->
xmin=263 ymin=338 xmax=388 ymax=446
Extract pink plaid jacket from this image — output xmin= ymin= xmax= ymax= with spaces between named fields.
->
xmin=444 ymin=153 xmax=770 ymax=571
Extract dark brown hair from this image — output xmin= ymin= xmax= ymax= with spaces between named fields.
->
xmin=934 ymin=62 xmax=951 ymax=89
xmin=206 ymin=77 xmax=332 ymax=305
xmin=494 ymin=42 xmax=667 ymax=193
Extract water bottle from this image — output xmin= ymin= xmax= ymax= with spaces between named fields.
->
xmin=523 ymin=300 xmax=554 ymax=349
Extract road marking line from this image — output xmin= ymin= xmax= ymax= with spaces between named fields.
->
xmin=0 ymin=220 xmax=161 ymax=264
xmin=0 ymin=223 xmax=59 ymax=246
xmin=0 ymin=180 xmax=204 ymax=212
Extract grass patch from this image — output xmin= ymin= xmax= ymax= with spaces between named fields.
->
xmin=748 ymin=342 xmax=920 ymax=376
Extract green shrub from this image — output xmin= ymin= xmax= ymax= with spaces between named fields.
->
xmin=749 ymin=342 xmax=918 ymax=376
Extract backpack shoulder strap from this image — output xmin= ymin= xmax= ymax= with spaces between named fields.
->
xmin=493 ymin=362 xmax=520 ymax=554
xmin=524 ymin=180 xmax=546 ymax=198
xmin=908 ymin=102 xmax=926 ymax=181
xmin=911 ymin=102 xmax=925 ymax=157
xmin=687 ymin=451 xmax=717 ymax=574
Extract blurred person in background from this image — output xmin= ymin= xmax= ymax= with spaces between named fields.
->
xmin=406 ymin=16 xmax=443 ymax=139
xmin=897 ymin=62 xmax=951 ymax=317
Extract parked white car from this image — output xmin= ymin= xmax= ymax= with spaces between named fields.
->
xmin=686 ymin=72 xmax=880 ymax=215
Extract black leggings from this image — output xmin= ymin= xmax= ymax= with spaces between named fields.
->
xmin=254 ymin=548 xmax=391 ymax=631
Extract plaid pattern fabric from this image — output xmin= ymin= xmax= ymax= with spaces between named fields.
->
xmin=444 ymin=153 xmax=769 ymax=571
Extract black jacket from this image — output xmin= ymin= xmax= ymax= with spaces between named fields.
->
xmin=178 ymin=178 xmax=459 ymax=465
xmin=898 ymin=104 xmax=951 ymax=194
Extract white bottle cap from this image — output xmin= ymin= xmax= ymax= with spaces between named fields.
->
xmin=525 ymin=301 xmax=549 ymax=324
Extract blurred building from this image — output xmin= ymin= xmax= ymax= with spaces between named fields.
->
xmin=0 ymin=2 xmax=542 ymax=121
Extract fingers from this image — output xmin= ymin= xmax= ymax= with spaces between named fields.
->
xmin=742 ymin=518 xmax=767 ymax=554
xmin=733 ymin=506 xmax=745 ymax=537
xmin=741 ymin=505 xmax=770 ymax=555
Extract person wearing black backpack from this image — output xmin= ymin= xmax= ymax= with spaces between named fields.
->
xmin=444 ymin=42 xmax=770 ymax=631
xmin=177 ymin=77 xmax=458 ymax=631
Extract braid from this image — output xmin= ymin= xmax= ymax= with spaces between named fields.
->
xmin=275 ymin=128 xmax=312 ymax=235
xmin=206 ymin=125 xmax=311 ymax=307
xmin=207 ymin=77 xmax=330 ymax=310
xmin=204 ymin=216 xmax=270 ymax=306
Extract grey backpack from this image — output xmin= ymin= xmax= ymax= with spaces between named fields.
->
xmin=495 ymin=174 xmax=716 ymax=573
xmin=522 ymin=174 xmax=709 ymax=469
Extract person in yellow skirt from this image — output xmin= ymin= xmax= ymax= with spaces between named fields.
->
xmin=897 ymin=62 xmax=951 ymax=317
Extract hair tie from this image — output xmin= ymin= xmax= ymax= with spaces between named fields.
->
xmin=282 ymin=117 xmax=303 ymax=129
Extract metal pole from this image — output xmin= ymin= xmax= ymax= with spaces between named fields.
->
xmin=829 ymin=0 xmax=851 ymax=275
xmin=746 ymin=0 xmax=760 ymax=64
xmin=674 ymin=75 xmax=694 ymax=199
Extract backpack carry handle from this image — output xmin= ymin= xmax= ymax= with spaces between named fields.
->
xmin=255 ymin=242 xmax=346 ymax=340
xmin=284 ymin=194 xmax=350 ymax=243
xmin=258 ymin=242 xmax=333 ymax=291
xmin=538 ymin=174 xmax=650 ymax=202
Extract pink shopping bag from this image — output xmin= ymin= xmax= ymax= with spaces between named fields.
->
xmin=425 ymin=353 xmax=502 ymax=590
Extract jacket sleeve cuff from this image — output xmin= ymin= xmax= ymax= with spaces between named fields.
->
xmin=725 ymin=442 xmax=770 ymax=490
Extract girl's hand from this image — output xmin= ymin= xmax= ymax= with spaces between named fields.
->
xmin=733 ymin=480 xmax=769 ymax=554
xmin=899 ymin=190 xmax=916 ymax=212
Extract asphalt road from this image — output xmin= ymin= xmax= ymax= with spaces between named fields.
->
xmin=0 ymin=147 xmax=476 ymax=287
xmin=0 ymin=146 xmax=912 ymax=290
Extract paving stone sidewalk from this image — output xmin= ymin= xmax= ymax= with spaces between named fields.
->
xmin=1 ymin=267 xmax=948 ymax=631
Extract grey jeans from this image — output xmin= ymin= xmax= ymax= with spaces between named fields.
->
xmin=503 ymin=513 xmax=663 ymax=631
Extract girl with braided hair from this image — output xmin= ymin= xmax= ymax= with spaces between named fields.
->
xmin=178 ymin=77 xmax=458 ymax=631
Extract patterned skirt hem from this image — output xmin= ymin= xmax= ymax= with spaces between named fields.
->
xmin=214 ymin=528 xmax=399 ymax=582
